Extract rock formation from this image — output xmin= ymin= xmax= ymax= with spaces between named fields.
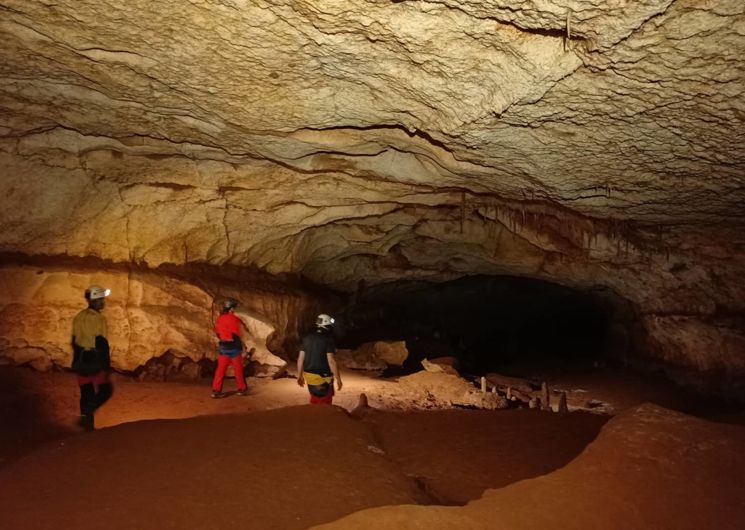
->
xmin=0 ymin=1 xmax=743 ymax=392
xmin=311 ymin=404 xmax=745 ymax=529
xmin=0 ymin=262 xmax=325 ymax=372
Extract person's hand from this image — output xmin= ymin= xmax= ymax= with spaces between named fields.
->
xmin=297 ymin=375 xmax=305 ymax=387
xmin=336 ymin=379 xmax=343 ymax=391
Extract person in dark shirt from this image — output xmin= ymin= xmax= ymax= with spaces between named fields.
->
xmin=211 ymin=298 xmax=248 ymax=398
xmin=297 ymin=314 xmax=342 ymax=404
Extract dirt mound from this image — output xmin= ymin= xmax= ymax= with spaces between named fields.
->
xmin=0 ymin=402 xmax=609 ymax=530
xmin=398 ymin=371 xmax=508 ymax=410
xmin=313 ymin=404 xmax=745 ymax=530
xmin=0 ymin=406 xmax=428 ymax=530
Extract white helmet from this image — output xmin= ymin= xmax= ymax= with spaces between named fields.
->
xmin=316 ymin=313 xmax=335 ymax=329
xmin=85 ymin=285 xmax=111 ymax=300
xmin=222 ymin=298 xmax=239 ymax=311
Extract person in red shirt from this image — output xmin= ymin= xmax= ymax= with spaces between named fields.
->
xmin=211 ymin=298 xmax=248 ymax=398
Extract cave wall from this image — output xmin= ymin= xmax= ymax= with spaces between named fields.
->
xmin=0 ymin=262 xmax=328 ymax=372
xmin=2 ymin=141 xmax=743 ymax=392
xmin=0 ymin=0 xmax=744 ymax=393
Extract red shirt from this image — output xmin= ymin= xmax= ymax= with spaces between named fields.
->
xmin=215 ymin=313 xmax=241 ymax=341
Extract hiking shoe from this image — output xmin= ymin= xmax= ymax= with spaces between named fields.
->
xmin=77 ymin=414 xmax=94 ymax=431
xmin=211 ymin=391 xmax=224 ymax=399
xmin=235 ymin=389 xmax=248 ymax=396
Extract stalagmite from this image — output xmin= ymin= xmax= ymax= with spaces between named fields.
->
xmin=541 ymin=382 xmax=551 ymax=411
xmin=481 ymin=376 xmax=487 ymax=393
xmin=350 ymin=392 xmax=371 ymax=417
xmin=557 ymin=392 xmax=569 ymax=414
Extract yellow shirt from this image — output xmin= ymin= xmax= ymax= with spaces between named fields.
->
xmin=72 ymin=308 xmax=107 ymax=349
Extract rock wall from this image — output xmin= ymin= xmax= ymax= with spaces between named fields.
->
xmin=0 ymin=0 xmax=743 ymax=393
xmin=0 ymin=126 xmax=743 ymax=393
xmin=0 ymin=262 xmax=328 ymax=373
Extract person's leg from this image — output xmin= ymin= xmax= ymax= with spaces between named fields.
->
xmin=94 ymin=382 xmax=113 ymax=410
xmin=230 ymin=355 xmax=247 ymax=392
xmin=212 ymin=355 xmax=230 ymax=393
xmin=309 ymin=393 xmax=334 ymax=405
xmin=78 ymin=383 xmax=96 ymax=430
xmin=79 ymin=383 xmax=96 ymax=415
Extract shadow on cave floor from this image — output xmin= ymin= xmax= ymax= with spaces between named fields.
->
xmin=360 ymin=408 xmax=608 ymax=506
xmin=0 ymin=366 xmax=76 ymax=468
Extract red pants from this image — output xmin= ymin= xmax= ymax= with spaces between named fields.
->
xmin=77 ymin=371 xmax=110 ymax=386
xmin=309 ymin=385 xmax=334 ymax=405
xmin=212 ymin=355 xmax=247 ymax=392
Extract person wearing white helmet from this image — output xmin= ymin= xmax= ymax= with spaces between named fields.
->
xmin=71 ymin=285 xmax=113 ymax=431
xmin=296 ymin=313 xmax=342 ymax=404
xmin=211 ymin=298 xmax=248 ymax=398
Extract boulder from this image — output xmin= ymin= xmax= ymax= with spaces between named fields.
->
xmin=135 ymin=351 xmax=210 ymax=382
xmin=421 ymin=357 xmax=460 ymax=376
xmin=335 ymin=348 xmax=387 ymax=371
xmin=336 ymin=340 xmax=409 ymax=371
xmin=357 ymin=341 xmax=408 ymax=366
xmin=235 ymin=310 xmax=288 ymax=377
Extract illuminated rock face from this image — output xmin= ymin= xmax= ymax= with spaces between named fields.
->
xmin=0 ymin=264 xmax=320 ymax=372
xmin=0 ymin=1 xmax=744 ymax=391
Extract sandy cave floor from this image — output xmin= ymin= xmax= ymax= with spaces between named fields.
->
xmin=1 ymin=365 xmax=745 ymax=529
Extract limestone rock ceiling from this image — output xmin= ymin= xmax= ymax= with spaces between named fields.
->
xmin=0 ymin=0 xmax=744 ymax=291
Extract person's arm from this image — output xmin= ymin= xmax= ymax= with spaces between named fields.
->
xmin=232 ymin=313 xmax=248 ymax=356
xmin=71 ymin=315 xmax=83 ymax=370
xmin=327 ymin=352 xmax=342 ymax=391
xmin=297 ymin=350 xmax=306 ymax=386
xmin=71 ymin=336 xmax=83 ymax=370
xmin=95 ymin=335 xmax=111 ymax=371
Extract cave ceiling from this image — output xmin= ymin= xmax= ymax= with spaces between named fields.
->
xmin=0 ymin=0 xmax=744 ymax=294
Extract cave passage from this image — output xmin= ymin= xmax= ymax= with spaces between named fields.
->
xmin=340 ymin=275 xmax=620 ymax=376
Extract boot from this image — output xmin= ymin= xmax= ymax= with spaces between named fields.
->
xmin=77 ymin=414 xmax=94 ymax=431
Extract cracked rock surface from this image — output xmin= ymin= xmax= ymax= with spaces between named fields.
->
xmin=0 ymin=0 xmax=744 ymax=389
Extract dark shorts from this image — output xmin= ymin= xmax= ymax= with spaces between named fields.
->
xmin=308 ymin=382 xmax=334 ymax=404
xmin=217 ymin=346 xmax=242 ymax=357
xmin=77 ymin=371 xmax=109 ymax=386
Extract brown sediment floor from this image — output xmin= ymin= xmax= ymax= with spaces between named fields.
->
xmin=0 ymin=368 xmax=606 ymax=530
xmin=313 ymin=404 xmax=745 ymax=530
xmin=1 ymin=365 xmax=744 ymax=529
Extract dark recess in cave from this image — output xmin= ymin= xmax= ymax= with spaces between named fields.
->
xmin=339 ymin=275 xmax=628 ymax=376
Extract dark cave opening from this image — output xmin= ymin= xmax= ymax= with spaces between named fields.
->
xmin=339 ymin=275 xmax=632 ymax=377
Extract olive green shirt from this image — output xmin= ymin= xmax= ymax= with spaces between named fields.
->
xmin=72 ymin=308 xmax=107 ymax=349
